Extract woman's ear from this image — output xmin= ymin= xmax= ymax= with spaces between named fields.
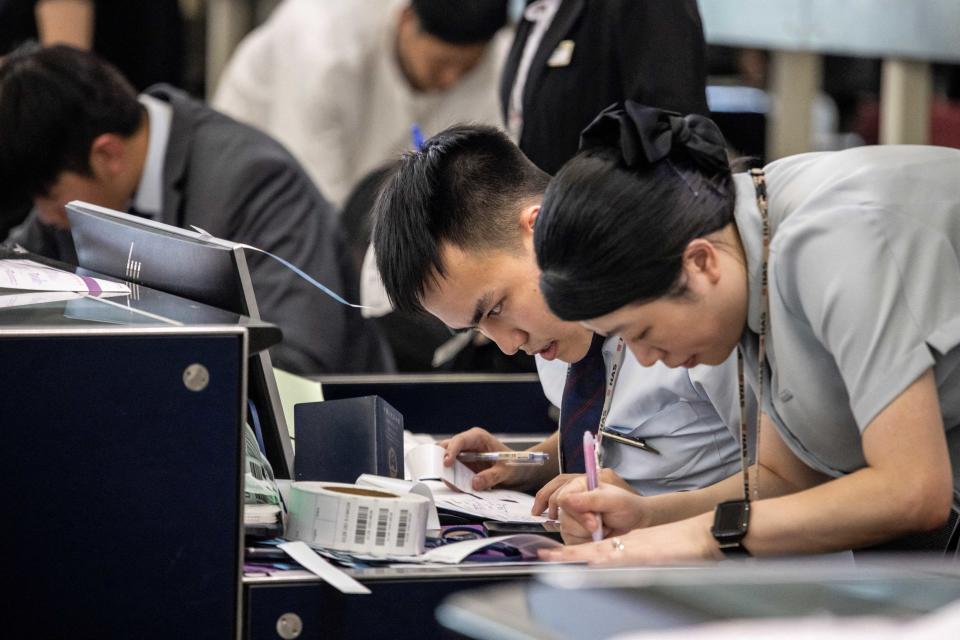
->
xmin=682 ymin=238 xmax=722 ymax=285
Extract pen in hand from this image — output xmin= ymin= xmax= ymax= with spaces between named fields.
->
xmin=411 ymin=123 xmax=425 ymax=150
xmin=583 ymin=431 xmax=603 ymax=543
xmin=456 ymin=451 xmax=549 ymax=465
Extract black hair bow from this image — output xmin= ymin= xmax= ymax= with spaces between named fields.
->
xmin=579 ymin=100 xmax=730 ymax=177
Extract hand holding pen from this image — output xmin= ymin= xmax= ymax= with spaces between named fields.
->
xmin=440 ymin=426 xmax=554 ymax=491
xmin=583 ymin=431 xmax=604 ymax=542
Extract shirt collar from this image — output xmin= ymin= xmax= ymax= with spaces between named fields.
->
xmin=524 ymin=0 xmax=561 ymax=22
xmin=132 ymin=94 xmax=173 ymax=217
xmin=731 ymin=172 xmax=765 ymax=336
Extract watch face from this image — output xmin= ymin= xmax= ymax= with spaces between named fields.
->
xmin=713 ymin=500 xmax=749 ymax=536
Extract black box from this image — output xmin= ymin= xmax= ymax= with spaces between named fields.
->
xmin=294 ymin=395 xmax=404 ymax=483
xmin=319 ymin=375 xmax=553 ymax=435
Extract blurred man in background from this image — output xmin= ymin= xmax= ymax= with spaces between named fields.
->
xmin=214 ymin=0 xmax=510 ymax=207
xmin=0 ymin=45 xmax=391 ymax=374
xmin=502 ymin=0 xmax=709 ymax=174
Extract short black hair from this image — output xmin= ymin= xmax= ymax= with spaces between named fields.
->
xmin=536 ymin=149 xmax=735 ymax=322
xmin=411 ymin=0 xmax=507 ymax=44
xmin=372 ymin=124 xmax=549 ymax=315
xmin=0 ymin=44 xmax=143 ymax=209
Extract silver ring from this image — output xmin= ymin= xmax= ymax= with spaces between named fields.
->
xmin=611 ymin=537 xmax=625 ymax=552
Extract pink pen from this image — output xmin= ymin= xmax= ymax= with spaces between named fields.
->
xmin=583 ymin=431 xmax=603 ymax=542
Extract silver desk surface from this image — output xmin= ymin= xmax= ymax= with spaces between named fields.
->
xmin=436 ymin=556 xmax=960 ymax=640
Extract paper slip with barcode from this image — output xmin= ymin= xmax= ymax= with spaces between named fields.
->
xmin=354 ymin=474 xmax=442 ymax=529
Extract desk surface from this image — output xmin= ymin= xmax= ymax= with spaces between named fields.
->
xmin=437 ymin=558 xmax=960 ymax=640
xmin=243 ymin=561 xmax=563 ymax=640
xmin=244 ymin=560 xmax=575 ymax=585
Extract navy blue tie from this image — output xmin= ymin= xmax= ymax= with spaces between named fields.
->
xmin=559 ymin=333 xmax=607 ymax=473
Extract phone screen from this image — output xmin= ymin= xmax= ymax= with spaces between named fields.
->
xmin=483 ymin=520 xmax=563 ymax=541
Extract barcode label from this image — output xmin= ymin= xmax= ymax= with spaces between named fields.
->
xmin=375 ymin=508 xmax=389 ymax=546
xmin=396 ymin=510 xmax=410 ymax=548
xmin=355 ymin=506 xmax=370 ymax=544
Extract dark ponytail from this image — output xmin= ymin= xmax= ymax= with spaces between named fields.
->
xmin=535 ymin=101 xmax=736 ymax=321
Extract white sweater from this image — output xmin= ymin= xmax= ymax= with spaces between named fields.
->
xmin=213 ymin=0 xmax=509 ymax=206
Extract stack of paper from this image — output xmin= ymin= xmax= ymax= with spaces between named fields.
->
xmin=244 ymin=503 xmax=282 ymax=525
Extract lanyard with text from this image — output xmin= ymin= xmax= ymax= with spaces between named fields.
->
xmin=597 ymin=338 xmax=659 ymax=466
xmin=736 ymin=168 xmax=770 ymax=502
xmin=557 ymin=338 xmax=632 ymax=466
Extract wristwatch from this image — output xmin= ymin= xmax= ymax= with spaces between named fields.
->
xmin=711 ymin=499 xmax=752 ymax=557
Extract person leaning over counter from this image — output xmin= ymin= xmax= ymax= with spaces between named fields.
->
xmin=371 ymin=124 xmax=752 ymax=513
xmin=0 ymin=44 xmax=388 ymax=375
xmin=532 ymin=101 xmax=960 ymax=562
xmin=214 ymin=0 xmax=510 ymax=207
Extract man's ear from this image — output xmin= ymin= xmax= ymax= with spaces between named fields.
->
xmin=87 ymin=133 xmax=129 ymax=179
xmin=682 ymin=238 xmax=722 ymax=285
xmin=519 ymin=204 xmax=540 ymax=237
xmin=398 ymin=5 xmax=418 ymax=32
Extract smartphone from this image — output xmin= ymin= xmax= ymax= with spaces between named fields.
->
xmin=482 ymin=520 xmax=564 ymax=542
xmin=244 ymin=546 xmax=288 ymax=561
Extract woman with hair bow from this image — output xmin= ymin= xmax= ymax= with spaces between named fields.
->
xmin=535 ymin=101 xmax=960 ymax=563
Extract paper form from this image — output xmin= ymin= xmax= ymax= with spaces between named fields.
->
xmin=0 ymin=259 xmax=130 ymax=294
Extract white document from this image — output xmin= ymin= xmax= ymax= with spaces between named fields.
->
xmin=278 ymin=541 xmax=370 ymax=594
xmin=327 ymin=533 xmax=561 ymax=565
xmin=430 ymin=487 xmax=549 ymax=524
xmin=0 ymin=290 xmax=85 ymax=309
xmin=404 ymin=444 xmax=549 ymax=523
xmin=357 ymin=444 xmax=549 ymax=529
xmin=406 ymin=443 xmax=476 ymax=492
xmin=402 ymin=430 xmax=438 ymax=465
xmin=0 ymin=259 xmax=130 ymax=294
xmin=419 ymin=534 xmax=560 ymax=564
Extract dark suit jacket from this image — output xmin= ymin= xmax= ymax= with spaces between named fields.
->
xmin=14 ymin=85 xmax=390 ymax=374
xmin=501 ymin=0 xmax=709 ymax=175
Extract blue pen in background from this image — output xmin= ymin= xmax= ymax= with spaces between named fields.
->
xmin=411 ymin=123 xmax=425 ymax=150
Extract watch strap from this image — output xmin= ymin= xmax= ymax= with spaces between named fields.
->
xmin=716 ymin=539 xmax=752 ymax=557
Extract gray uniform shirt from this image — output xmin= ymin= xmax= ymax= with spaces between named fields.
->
xmin=734 ymin=145 xmax=960 ymax=507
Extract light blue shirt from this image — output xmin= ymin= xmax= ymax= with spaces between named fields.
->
xmin=538 ymin=339 xmax=743 ymax=495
